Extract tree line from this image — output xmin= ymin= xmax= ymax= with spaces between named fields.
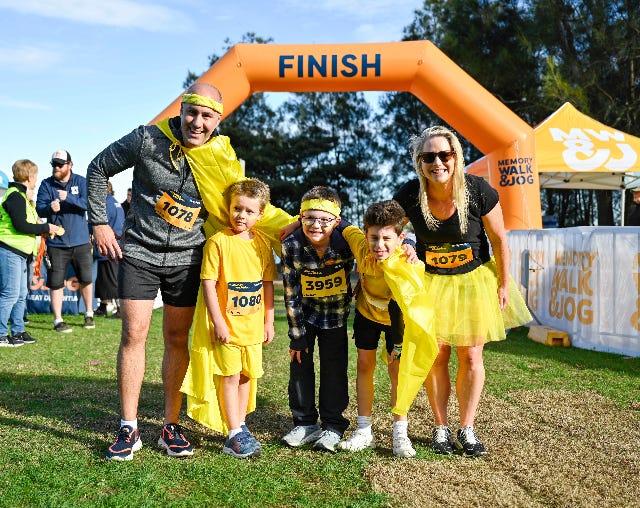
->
xmin=185 ymin=1 xmax=640 ymax=227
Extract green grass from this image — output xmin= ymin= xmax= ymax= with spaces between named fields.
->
xmin=0 ymin=299 xmax=638 ymax=507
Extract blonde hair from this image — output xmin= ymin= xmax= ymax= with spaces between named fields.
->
xmin=11 ymin=159 xmax=38 ymax=183
xmin=225 ymin=178 xmax=270 ymax=212
xmin=409 ymin=126 xmax=469 ymax=235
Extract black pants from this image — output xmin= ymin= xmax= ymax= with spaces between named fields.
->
xmin=288 ymin=323 xmax=349 ymax=435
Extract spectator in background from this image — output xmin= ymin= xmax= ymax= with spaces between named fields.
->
xmin=93 ymin=181 xmax=124 ymax=318
xmin=0 ymin=159 xmax=61 ymax=346
xmin=36 ymin=150 xmax=95 ymax=333
xmin=121 ymin=188 xmax=132 ymax=217
xmin=626 ymin=188 xmax=640 ymax=226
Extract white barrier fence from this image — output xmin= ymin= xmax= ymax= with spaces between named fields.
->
xmin=508 ymin=226 xmax=640 ymax=357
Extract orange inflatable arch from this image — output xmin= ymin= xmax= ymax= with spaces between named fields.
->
xmin=152 ymin=41 xmax=542 ymax=230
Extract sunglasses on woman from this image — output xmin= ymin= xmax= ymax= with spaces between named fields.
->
xmin=419 ymin=151 xmax=454 ymax=164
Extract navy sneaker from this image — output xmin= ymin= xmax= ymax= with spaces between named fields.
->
xmin=430 ymin=425 xmax=454 ymax=455
xmin=241 ymin=424 xmax=262 ymax=452
xmin=222 ymin=430 xmax=260 ymax=458
xmin=13 ymin=331 xmax=36 ymax=344
xmin=5 ymin=335 xmax=24 ymax=347
xmin=106 ymin=425 xmax=142 ymax=461
xmin=157 ymin=423 xmax=194 ymax=457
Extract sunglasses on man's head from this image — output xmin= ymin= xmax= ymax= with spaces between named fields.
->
xmin=419 ymin=151 xmax=454 ymax=164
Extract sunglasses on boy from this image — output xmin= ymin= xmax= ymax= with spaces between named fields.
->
xmin=419 ymin=150 xmax=454 ymax=164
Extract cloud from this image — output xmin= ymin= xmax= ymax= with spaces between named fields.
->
xmin=0 ymin=46 xmax=60 ymax=72
xmin=0 ymin=95 xmax=52 ymax=110
xmin=0 ymin=0 xmax=194 ymax=32
xmin=284 ymin=0 xmax=417 ymax=19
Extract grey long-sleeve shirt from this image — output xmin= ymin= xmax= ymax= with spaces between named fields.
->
xmin=87 ymin=117 xmax=209 ymax=267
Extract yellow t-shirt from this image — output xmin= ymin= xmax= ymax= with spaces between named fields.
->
xmin=342 ymin=225 xmax=394 ymax=325
xmin=202 ymin=228 xmax=277 ymax=346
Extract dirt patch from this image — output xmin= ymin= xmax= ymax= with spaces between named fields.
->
xmin=364 ymin=390 xmax=640 ymax=507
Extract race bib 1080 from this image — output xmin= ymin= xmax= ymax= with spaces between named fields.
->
xmin=301 ymin=265 xmax=347 ymax=298
xmin=227 ymin=281 xmax=263 ymax=316
xmin=155 ymin=190 xmax=202 ymax=230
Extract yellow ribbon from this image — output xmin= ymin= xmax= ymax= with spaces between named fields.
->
xmin=300 ymin=198 xmax=341 ymax=218
xmin=182 ymin=93 xmax=224 ymax=115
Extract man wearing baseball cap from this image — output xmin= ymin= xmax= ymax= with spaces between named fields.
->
xmin=36 ymin=149 xmax=95 ymax=333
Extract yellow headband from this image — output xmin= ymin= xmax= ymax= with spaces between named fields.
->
xmin=181 ymin=93 xmax=224 ymax=114
xmin=300 ymin=199 xmax=341 ymax=218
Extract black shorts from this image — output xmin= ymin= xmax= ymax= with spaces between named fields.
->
xmin=95 ymin=258 xmax=118 ymax=300
xmin=118 ymin=256 xmax=200 ymax=307
xmin=352 ymin=301 xmax=404 ymax=354
xmin=47 ymin=244 xmax=93 ymax=290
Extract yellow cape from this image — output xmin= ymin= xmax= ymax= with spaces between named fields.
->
xmin=156 ymin=119 xmax=293 ymax=432
xmin=381 ymin=253 xmax=439 ymax=416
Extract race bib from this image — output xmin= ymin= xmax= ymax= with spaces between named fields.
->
xmin=301 ymin=265 xmax=347 ymax=298
xmin=155 ymin=190 xmax=202 ymax=230
xmin=425 ymin=243 xmax=474 ymax=270
xmin=227 ymin=281 xmax=263 ymax=316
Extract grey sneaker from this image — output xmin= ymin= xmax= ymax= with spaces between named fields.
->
xmin=282 ymin=424 xmax=322 ymax=447
xmin=456 ymin=426 xmax=487 ymax=457
xmin=0 ymin=336 xmax=9 ymax=347
xmin=430 ymin=425 xmax=454 ymax=455
xmin=242 ymin=424 xmax=262 ymax=452
xmin=313 ymin=429 xmax=341 ymax=454
xmin=338 ymin=428 xmax=375 ymax=451
xmin=54 ymin=321 xmax=72 ymax=333
xmin=393 ymin=434 xmax=416 ymax=458
xmin=84 ymin=316 xmax=95 ymax=329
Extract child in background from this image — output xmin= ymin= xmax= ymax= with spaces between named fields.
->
xmin=337 ymin=200 xmax=420 ymax=457
xmin=281 ymin=186 xmax=354 ymax=453
xmin=181 ymin=178 xmax=276 ymax=459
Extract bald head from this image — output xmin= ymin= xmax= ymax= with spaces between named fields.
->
xmin=185 ymin=82 xmax=222 ymax=102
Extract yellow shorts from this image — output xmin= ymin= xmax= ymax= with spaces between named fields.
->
xmin=211 ymin=341 xmax=264 ymax=379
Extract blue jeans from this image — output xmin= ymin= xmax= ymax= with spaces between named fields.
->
xmin=0 ymin=247 xmax=27 ymax=337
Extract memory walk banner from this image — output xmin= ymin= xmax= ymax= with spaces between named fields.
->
xmin=508 ymin=227 xmax=640 ymax=357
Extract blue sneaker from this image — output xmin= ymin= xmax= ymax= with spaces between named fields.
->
xmin=157 ymin=423 xmax=194 ymax=457
xmin=106 ymin=425 xmax=142 ymax=461
xmin=223 ymin=430 xmax=261 ymax=458
xmin=242 ymin=424 xmax=262 ymax=452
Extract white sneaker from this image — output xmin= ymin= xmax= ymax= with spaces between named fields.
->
xmin=338 ymin=428 xmax=375 ymax=451
xmin=393 ymin=434 xmax=416 ymax=458
xmin=282 ymin=424 xmax=322 ymax=447
xmin=313 ymin=429 xmax=341 ymax=454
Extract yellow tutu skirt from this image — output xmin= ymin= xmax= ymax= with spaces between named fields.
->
xmin=425 ymin=258 xmax=532 ymax=347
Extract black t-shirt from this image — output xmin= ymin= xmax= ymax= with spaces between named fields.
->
xmin=393 ymin=173 xmax=499 ymax=275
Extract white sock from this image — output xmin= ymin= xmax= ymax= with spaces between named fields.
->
xmin=229 ymin=427 xmax=242 ymax=439
xmin=54 ymin=318 xmax=63 ymax=325
xmin=121 ymin=419 xmax=137 ymax=430
xmin=85 ymin=311 xmax=93 ymax=318
xmin=393 ymin=420 xmax=408 ymax=438
xmin=356 ymin=416 xmax=372 ymax=433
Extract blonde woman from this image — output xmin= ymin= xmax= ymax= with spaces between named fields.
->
xmin=393 ymin=126 xmax=531 ymax=457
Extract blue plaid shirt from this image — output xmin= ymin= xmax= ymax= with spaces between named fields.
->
xmin=281 ymin=227 xmax=354 ymax=350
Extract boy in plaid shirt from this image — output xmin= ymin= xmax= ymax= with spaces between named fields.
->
xmin=281 ymin=186 xmax=354 ymax=453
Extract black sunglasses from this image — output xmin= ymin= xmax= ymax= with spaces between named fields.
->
xmin=419 ymin=151 xmax=454 ymax=164
xmin=50 ymin=162 xmax=67 ymax=168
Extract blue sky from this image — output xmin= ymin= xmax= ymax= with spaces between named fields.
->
xmin=0 ymin=0 xmax=420 ymax=201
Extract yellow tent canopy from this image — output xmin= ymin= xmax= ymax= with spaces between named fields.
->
xmin=467 ymin=102 xmax=640 ymax=191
